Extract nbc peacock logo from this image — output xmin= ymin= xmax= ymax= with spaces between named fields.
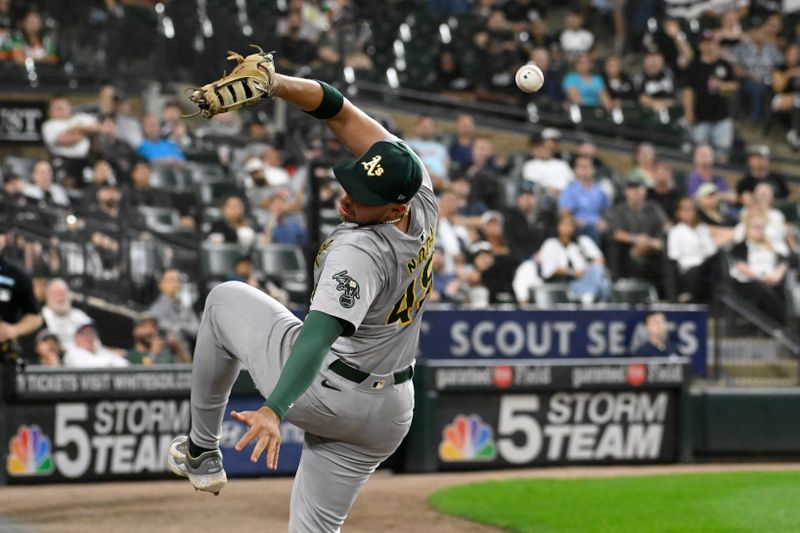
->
xmin=6 ymin=425 xmax=55 ymax=476
xmin=439 ymin=414 xmax=497 ymax=462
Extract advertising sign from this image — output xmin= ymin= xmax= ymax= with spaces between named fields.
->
xmin=419 ymin=309 xmax=707 ymax=375
xmin=0 ymin=100 xmax=47 ymax=142
xmin=435 ymin=390 xmax=678 ymax=468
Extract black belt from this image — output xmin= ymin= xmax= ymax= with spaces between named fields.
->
xmin=329 ymin=359 xmax=414 ymax=385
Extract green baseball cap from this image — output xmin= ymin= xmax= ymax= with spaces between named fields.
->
xmin=333 ymin=140 xmax=423 ymax=206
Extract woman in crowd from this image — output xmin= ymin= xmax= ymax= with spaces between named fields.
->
xmin=538 ymin=213 xmax=610 ymax=304
xmin=602 ymin=55 xmax=636 ymax=107
xmin=667 ymin=197 xmax=718 ymax=303
xmin=627 ymin=142 xmax=657 ymax=187
xmin=729 ymin=214 xmax=789 ymax=325
xmin=10 ymin=10 xmax=56 ymax=65
xmin=562 ymin=53 xmax=613 ymax=109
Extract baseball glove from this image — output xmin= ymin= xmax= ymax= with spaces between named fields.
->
xmin=184 ymin=44 xmax=276 ymax=118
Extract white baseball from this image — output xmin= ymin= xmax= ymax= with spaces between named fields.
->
xmin=515 ymin=63 xmax=544 ymax=93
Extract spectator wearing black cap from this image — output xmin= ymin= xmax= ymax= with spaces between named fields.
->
xmin=0 ymin=225 xmax=43 ymax=363
xmin=736 ymin=145 xmax=790 ymax=206
xmin=63 ymin=319 xmax=128 ymax=368
xmin=33 ymin=329 xmax=62 ymax=366
xmin=521 ymin=131 xmax=574 ymax=197
xmin=113 ymin=90 xmax=144 ymax=149
xmin=458 ymin=241 xmax=495 ymax=307
xmin=504 ymin=180 xmax=555 ymax=264
xmin=91 ymin=114 xmax=139 ymax=182
xmin=126 ymin=315 xmax=190 ymax=365
xmin=682 ymin=30 xmax=738 ymax=160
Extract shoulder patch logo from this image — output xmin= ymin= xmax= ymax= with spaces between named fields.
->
xmin=333 ymin=270 xmax=360 ymax=309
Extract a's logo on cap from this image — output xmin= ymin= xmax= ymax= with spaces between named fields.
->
xmin=361 ymin=155 xmax=384 ymax=177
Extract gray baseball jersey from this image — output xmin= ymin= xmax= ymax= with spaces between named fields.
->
xmin=309 ymin=154 xmax=437 ymax=375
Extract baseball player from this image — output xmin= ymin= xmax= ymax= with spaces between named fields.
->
xmin=168 ymin=68 xmax=437 ymax=532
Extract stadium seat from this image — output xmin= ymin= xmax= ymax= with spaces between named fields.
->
xmin=253 ymin=243 xmax=306 ymax=278
xmin=2 ymin=155 xmax=38 ymax=179
xmin=201 ymin=242 xmax=243 ymax=277
xmin=136 ymin=206 xmax=184 ymax=234
xmin=534 ymin=284 xmax=571 ymax=307
xmin=196 ymin=181 xmax=244 ymax=206
xmin=775 ymin=200 xmax=800 ymax=223
xmin=611 ymin=279 xmax=659 ymax=305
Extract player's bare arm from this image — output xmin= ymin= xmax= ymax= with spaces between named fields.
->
xmin=272 ymin=74 xmax=391 ymax=157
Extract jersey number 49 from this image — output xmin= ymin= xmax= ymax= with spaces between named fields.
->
xmin=386 ymin=254 xmax=433 ymax=326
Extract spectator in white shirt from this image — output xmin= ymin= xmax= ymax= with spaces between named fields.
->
xmin=734 ymin=182 xmax=796 ymax=256
xmin=521 ymin=131 xmax=574 ymax=197
xmin=538 ymin=214 xmax=610 ymax=304
xmin=667 ymin=197 xmax=718 ymax=303
xmin=729 ymin=214 xmax=788 ymax=325
xmin=41 ymin=278 xmax=92 ymax=349
xmin=559 ymin=9 xmax=595 ymax=61
xmin=24 ymin=160 xmax=70 ymax=207
xmin=407 ymin=114 xmax=450 ymax=191
xmin=41 ymin=95 xmax=99 ymax=187
xmin=436 ymin=188 xmax=471 ymax=276
xmin=63 ymin=319 xmax=128 ymax=368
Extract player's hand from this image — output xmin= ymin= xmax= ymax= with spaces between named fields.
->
xmin=231 ymin=407 xmax=282 ymax=470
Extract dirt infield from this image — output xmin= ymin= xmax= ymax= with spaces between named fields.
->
xmin=3 ymin=463 xmax=800 ymax=533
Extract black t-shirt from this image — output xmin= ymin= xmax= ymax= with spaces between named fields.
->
xmin=685 ymin=57 xmax=735 ymax=122
xmin=0 ymin=258 xmax=40 ymax=324
xmin=634 ymin=340 xmax=679 ymax=357
xmin=635 ymin=69 xmax=676 ymax=100
xmin=647 ymin=188 xmax=682 ymax=221
xmin=774 ymin=63 xmax=800 ymax=95
xmin=736 ymin=173 xmax=791 ymax=199
xmin=603 ymin=73 xmax=636 ymax=101
xmin=208 ymin=220 xmax=239 ymax=243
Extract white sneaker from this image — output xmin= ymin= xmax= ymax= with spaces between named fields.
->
xmin=167 ymin=436 xmax=227 ymax=496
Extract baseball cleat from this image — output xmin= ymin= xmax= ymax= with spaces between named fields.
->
xmin=168 ymin=435 xmax=227 ymax=495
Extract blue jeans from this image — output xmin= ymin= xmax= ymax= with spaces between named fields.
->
xmin=691 ymin=118 xmax=734 ymax=157
xmin=569 ymin=264 xmax=610 ymax=302
xmin=743 ymin=79 xmax=767 ymax=121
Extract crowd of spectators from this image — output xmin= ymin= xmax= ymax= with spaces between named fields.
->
xmin=1 ymin=1 xmax=800 ymax=368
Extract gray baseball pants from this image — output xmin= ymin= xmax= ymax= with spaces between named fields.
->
xmin=189 ymin=281 xmax=414 ymax=532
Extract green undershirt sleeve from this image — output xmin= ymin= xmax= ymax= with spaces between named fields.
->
xmin=261 ymin=310 xmax=344 ymax=420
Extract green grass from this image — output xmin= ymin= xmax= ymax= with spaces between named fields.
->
xmin=429 ymin=471 xmax=800 ymax=532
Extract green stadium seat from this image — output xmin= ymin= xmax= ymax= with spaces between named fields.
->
xmin=534 ymin=284 xmax=571 ymax=307
xmin=611 ymin=279 xmax=658 ymax=305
